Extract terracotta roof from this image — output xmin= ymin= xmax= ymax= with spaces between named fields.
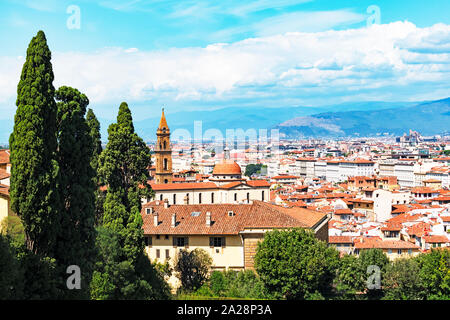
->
xmin=0 ymin=149 xmax=9 ymax=164
xmin=212 ymin=160 xmax=242 ymax=175
xmin=441 ymin=216 xmax=450 ymax=222
xmin=381 ymin=223 xmax=402 ymax=231
xmin=0 ymin=183 xmax=9 ymax=197
xmin=141 ymin=200 xmax=328 ymax=235
xmin=246 ymin=180 xmax=270 ymax=187
xmin=334 ymin=209 xmax=353 ymax=215
xmin=411 ymin=187 xmax=438 ymax=194
xmin=329 ymin=236 xmax=353 ymax=244
xmin=354 ymin=238 xmax=420 ymax=250
xmin=423 ymin=235 xmax=449 ymax=243
xmin=272 ymin=175 xmax=298 ymax=180
xmin=150 ymin=182 xmax=218 ymax=191
xmin=0 ymin=169 xmax=10 ymax=180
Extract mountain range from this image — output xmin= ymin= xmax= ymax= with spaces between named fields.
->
xmin=0 ymin=99 xmax=448 ymax=144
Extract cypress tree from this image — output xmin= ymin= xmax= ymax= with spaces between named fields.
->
xmin=54 ymin=86 xmax=97 ymax=298
xmin=9 ymin=30 xmax=60 ymax=256
xmin=92 ymin=102 xmax=168 ymax=299
xmin=86 ymin=108 xmax=104 ymax=225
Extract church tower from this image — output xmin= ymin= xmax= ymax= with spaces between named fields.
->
xmin=155 ymin=108 xmax=173 ymax=184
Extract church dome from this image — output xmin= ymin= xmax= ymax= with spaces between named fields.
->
xmin=212 ymin=160 xmax=242 ymax=175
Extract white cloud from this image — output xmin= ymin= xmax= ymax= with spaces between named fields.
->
xmin=1 ymin=21 xmax=450 ymax=118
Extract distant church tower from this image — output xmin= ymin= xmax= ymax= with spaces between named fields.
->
xmin=155 ymin=108 xmax=173 ymax=184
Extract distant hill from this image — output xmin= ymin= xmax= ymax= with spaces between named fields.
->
xmin=275 ymin=98 xmax=450 ymax=138
xmin=0 ymin=100 xmax=430 ymax=143
xmin=132 ymin=101 xmax=412 ymax=142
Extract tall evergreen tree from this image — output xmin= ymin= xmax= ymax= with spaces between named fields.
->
xmin=92 ymin=102 xmax=167 ymax=299
xmin=86 ymin=108 xmax=104 ymax=225
xmin=54 ymin=86 xmax=97 ymax=298
xmin=9 ymin=30 xmax=60 ymax=256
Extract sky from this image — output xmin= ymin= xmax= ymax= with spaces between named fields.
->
xmin=1 ymin=0 xmax=450 ymax=121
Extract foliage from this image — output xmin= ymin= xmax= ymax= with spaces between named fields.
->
xmin=0 ymin=215 xmax=25 ymax=248
xmin=0 ymin=234 xmax=23 ymax=299
xmin=334 ymin=254 xmax=366 ymax=296
xmin=9 ymin=30 xmax=60 ymax=256
xmin=416 ymin=249 xmax=450 ymax=300
xmin=244 ymin=164 xmax=263 ymax=177
xmin=174 ymin=248 xmax=213 ymax=292
xmin=90 ymin=226 xmax=170 ymax=300
xmin=254 ymin=228 xmax=340 ymax=300
xmin=54 ymin=86 xmax=97 ymax=299
xmin=92 ymin=104 xmax=168 ymax=299
xmin=382 ymin=257 xmax=425 ymax=300
xmin=86 ymin=108 xmax=104 ymax=226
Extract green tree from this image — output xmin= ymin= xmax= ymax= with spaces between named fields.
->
xmin=358 ymin=248 xmax=389 ymax=299
xmin=0 ymin=215 xmax=25 ymax=249
xmin=417 ymin=249 xmax=450 ymax=300
xmin=9 ymin=30 xmax=60 ymax=256
xmin=382 ymin=257 xmax=425 ymax=300
xmin=0 ymin=234 xmax=24 ymax=299
xmin=334 ymin=254 xmax=366 ymax=297
xmin=92 ymin=103 xmax=168 ymax=299
xmin=86 ymin=108 xmax=104 ymax=225
xmin=244 ymin=164 xmax=262 ymax=177
xmin=174 ymin=248 xmax=213 ymax=292
xmin=54 ymin=86 xmax=97 ymax=298
xmin=254 ymin=228 xmax=340 ymax=300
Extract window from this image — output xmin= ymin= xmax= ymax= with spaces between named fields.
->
xmin=209 ymin=237 xmax=226 ymax=247
xmin=247 ymin=192 xmax=250 ymax=202
xmin=156 ymin=235 xmax=160 ymax=240
xmin=388 ymin=249 xmax=392 ymax=254
xmin=173 ymin=237 xmax=189 ymax=247
xmin=173 ymin=194 xmax=176 ymax=204
xmin=408 ymin=249 xmax=412 ymax=255
xmin=199 ymin=193 xmax=202 ymax=204
xmin=397 ymin=249 xmax=402 ymax=255
xmin=156 ymin=249 xmax=160 ymax=258
xmin=165 ymin=249 xmax=170 ymax=259
xmin=234 ymin=193 xmax=237 ymax=201
xmin=144 ymin=236 xmax=152 ymax=246
xmin=211 ymin=193 xmax=214 ymax=204
xmin=164 ymin=158 xmax=168 ymax=170
xmin=262 ymin=191 xmax=265 ymax=201
xmin=164 ymin=235 xmax=169 ymax=240
xmin=160 ymin=194 xmax=163 ymax=201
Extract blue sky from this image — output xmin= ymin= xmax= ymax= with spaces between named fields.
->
xmin=1 ymin=0 xmax=450 ymax=121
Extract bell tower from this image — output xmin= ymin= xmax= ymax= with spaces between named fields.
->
xmin=155 ymin=108 xmax=173 ymax=184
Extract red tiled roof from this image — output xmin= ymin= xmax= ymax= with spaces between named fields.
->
xmin=150 ymin=182 xmax=218 ymax=191
xmin=423 ymin=235 xmax=449 ymax=243
xmin=354 ymin=238 xmax=420 ymax=250
xmin=141 ymin=200 xmax=328 ymax=235
xmin=0 ymin=149 xmax=9 ymax=164
xmin=329 ymin=236 xmax=353 ymax=244
xmin=212 ymin=160 xmax=242 ymax=175
xmin=334 ymin=209 xmax=353 ymax=215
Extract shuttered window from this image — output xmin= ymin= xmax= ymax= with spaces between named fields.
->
xmin=209 ymin=237 xmax=226 ymax=247
xmin=173 ymin=237 xmax=189 ymax=247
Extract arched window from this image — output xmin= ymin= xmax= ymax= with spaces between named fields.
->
xmin=163 ymin=141 xmax=167 ymax=150
xmin=164 ymin=158 xmax=168 ymax=170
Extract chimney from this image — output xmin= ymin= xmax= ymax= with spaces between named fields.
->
xmin=171 ymin=213 xmax=176 ymax=228
xmin=153 ymin=212 xmax=158 ymax=226
xmin=164 ymin=198 xmax=169 ymax=209
xmin=206 ymin=211 xmax=211 ymax=227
